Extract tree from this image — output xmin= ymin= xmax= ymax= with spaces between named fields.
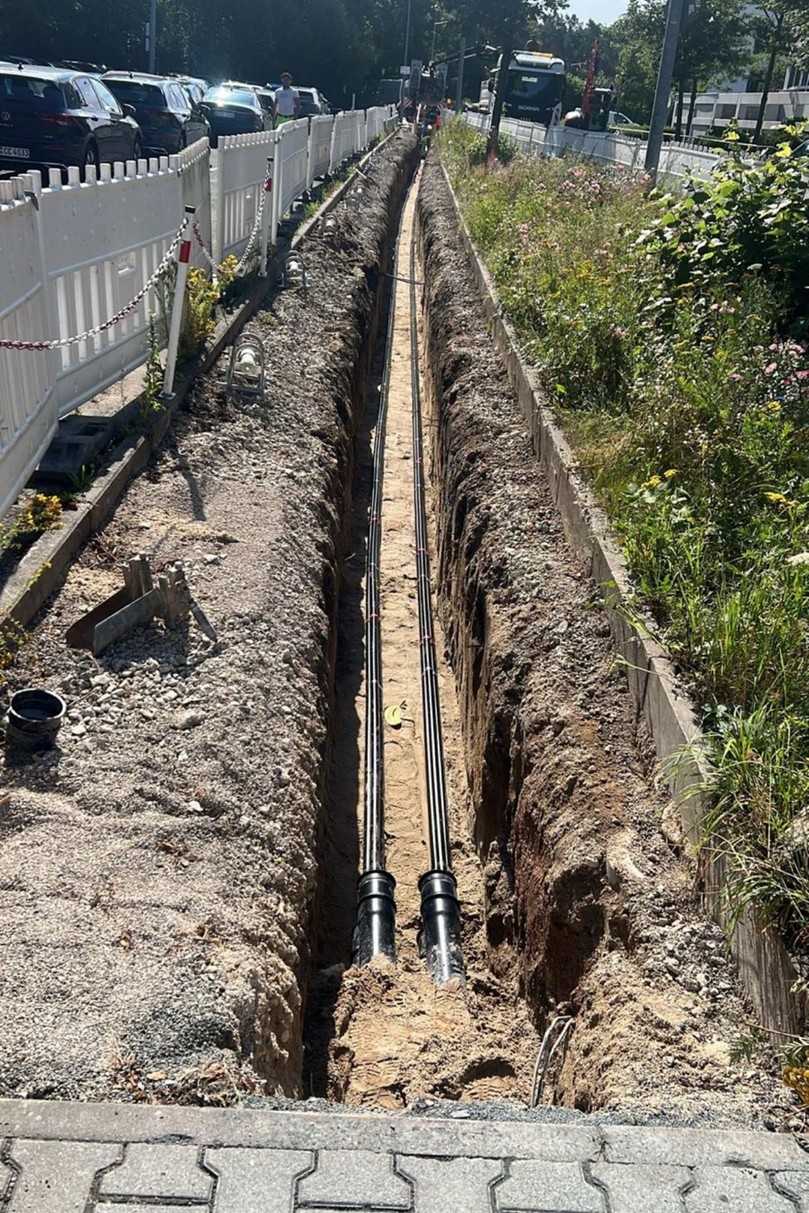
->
xmin=751 ymin=3 xmax=808 ymax=143
xmin=609 ymin=0 xmax=751 ymax=134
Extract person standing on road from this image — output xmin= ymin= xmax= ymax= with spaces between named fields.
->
xmin=274 ymin=73 xmax=300 ymax=125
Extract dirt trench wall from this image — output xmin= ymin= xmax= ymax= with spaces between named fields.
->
xmin=0 ymin=131 xmax=417 ymax=1105
xmin=415 ymin=158 xmax=784 ymax=1123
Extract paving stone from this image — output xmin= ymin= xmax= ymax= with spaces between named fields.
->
xmin=397 ymin=1155 xmax=502 ymax=1211
xmin=684 ymin=1166 xmax=795 ymax=1213
xmin=98 ymin=1142 xmax=212 ymax=1200
xmin=296 ymin=1148 xmax=412 ymax=1208
xmin=206 ymin=1147 xmax=312 ymax=1212
xmin=495 ymin=1160 xmax=605 ymax=1211
xmin=772 ymin=1172 xmax=809 ymax=1211
xmin=7 ymin=1140 xmax=120 ymax=1212
xmin=604 ymin=1126 xmax=809 ymax=1171
xmin=590 ymin=1163 xmax=690 ymax=1212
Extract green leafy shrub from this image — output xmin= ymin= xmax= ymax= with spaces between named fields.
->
xmin=441 ymin=121 xmax=809 ymax=944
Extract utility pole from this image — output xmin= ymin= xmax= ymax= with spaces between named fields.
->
xmin=404 ymin=0 xmax=412 ymax=69
xmin=487 ymin=42 xmax=513 ymax=164
xmin=456 ymin=36 xmax=466 ymax=110
xmin=148 ymin=0 xmax=157 ymax=72
xmin=644 ymin=0 xmax=686 ymax=177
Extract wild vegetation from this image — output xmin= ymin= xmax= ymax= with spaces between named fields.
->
xmin=441 ymin=120 xmax=809 ymax=952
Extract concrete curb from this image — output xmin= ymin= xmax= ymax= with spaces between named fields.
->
xmin=433 ymin=160 xmax=804 ymax=1038
xmin=0 ymin=128 xmax=401 ymax=637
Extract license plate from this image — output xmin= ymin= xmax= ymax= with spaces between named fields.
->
xmin=0 ymin=146 xmax=29 ymax=159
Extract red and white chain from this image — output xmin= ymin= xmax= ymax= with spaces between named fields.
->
xmin=0 ymin=217 xmax=189 ymax=352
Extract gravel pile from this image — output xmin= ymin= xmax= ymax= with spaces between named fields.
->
xmin=416 ymin=156 xmax=796 ymax=1129
xmin=0 ymin=129 xmax=416 ymax=1104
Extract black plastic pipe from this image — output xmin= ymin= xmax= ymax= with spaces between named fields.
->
xmin=409 ymin=233 xmax=465 ymax=985
xmin=352 ymin=228 xmax=400 ymax=967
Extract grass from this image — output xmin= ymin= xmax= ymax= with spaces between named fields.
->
xmin=439 ymin=119 xmax=809 ymax=953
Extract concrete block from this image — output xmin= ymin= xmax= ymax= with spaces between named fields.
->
xmin=773 ymin=1170 xmax=809 ymax=1211
xmin=98 ymin=1142 xmax=212 ymax=1199
xmin=397 ymin=1155 xmax=502 ymax=1211
xmin=495 ymin=1160 xmax=604 ymax=1211
xmin=206 ymin=1147 xmax=312 ymax=1212
xmin=296 ymin=1149 xmax=411 ymax=1207
xmin=603 ymin=1126 xmax=809 ymax=1171
xmin=684 ymin=1166 xmax=794 ymax=1213
xmin=590 ymin=1162 xmax=690 ymax=1212
xmin=7 ymin=1139 xmax=120 ymax=1211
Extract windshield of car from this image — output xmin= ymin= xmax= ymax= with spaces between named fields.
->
xmin=0 ymin=74 xmax=66 ymax=109
xmin=105 ymin=80 xmax=165 ymax=107
xmin=204 ymin=86 xmax=256 ymax=107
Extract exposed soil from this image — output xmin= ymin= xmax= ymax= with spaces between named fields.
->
xmin=416 ymin=155 xmax=795 ymax=1128
xmin=305 ymin=175 xmax=541 ymax=1111
xmin=0 ymin=131 xmax=416 ymax=1104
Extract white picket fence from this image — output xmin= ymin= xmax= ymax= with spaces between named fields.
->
xmin=0 ymin=105 xmax=397 ymax=520
xmin=463 ymin=110 xmax=720 ymax=182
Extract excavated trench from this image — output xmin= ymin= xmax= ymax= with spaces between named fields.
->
xmin=302 ymin=155 xmax=788 ymax=1126
xmin=0 ymin=129 xmax=790 ymax=1124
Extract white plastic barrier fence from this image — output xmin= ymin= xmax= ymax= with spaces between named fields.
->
xmin=0 ymin=174 xmax=57 ymax=521
xmin=271 ymin=118 xmax=310 ymax=246
xmin=210 ymin=130 xmax=275 ymax=265
xmin=462 ymin=111 xmax=720 ymax=182
xmin=330 ymin=111 xmax=358 ymax=173
xmin=0 ymin=107 xmax=393 ymax=519
xmin=308 ymin=114 xmax=335 ymax=190
xmin=176 ymin=137 xmax=213 ymax=270
xmin=39 ymin=157 xmax=184 ymax=421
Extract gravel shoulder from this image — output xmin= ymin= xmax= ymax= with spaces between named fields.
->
xmin=417 ymin=155 xmax=795 ymax=1129
xmin=0 ymin=131 xmax=416 ymax=1105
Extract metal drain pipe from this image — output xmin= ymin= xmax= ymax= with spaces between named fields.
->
xmin=409 ymin=233 xmax=465 ymax=986
xmin=352 ymin=229 xmax=400 ymax=967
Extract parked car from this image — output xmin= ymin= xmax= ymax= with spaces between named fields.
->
xmin=169 ymin=74 xmax=208 ymax=105
xmin=297 ymin=86 xmax=327 ymax=117
xmin=102 ymin=71 xmax=209 ymax=155
xmin=56 ymin=60 xmax=107 ymax=75
xmin=221 ymin=80 xmax=275 ymax=121
xmin=608 ymin=110 xmax=634 ymax=126
xmin=199 ymin=84 xmax=269 ymax=141
xmin=0 ymin=64 xmax=142 ymax=177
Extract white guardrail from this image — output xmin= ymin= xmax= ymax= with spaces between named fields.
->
xmin=463 ymin=110 xmax=720 ymax=182
xmin=0 ymin=105 xmax=397 ymax=519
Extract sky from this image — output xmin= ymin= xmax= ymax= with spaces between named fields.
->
xmin=565 ymin=0 xmax=627 ymax=25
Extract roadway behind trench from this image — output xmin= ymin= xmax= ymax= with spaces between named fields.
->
xmin=303 ymin=174 xmax=542 ymax=1109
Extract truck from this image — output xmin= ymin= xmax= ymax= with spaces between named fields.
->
xmin=480 ymin=49 xmax=565 ymax=127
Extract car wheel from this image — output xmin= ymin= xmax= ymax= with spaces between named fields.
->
xmin=81 ymin=142 xmax=100 ymax=181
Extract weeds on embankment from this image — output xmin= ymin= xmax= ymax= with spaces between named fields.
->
xmin=440 ymin=121 xmax=809 ymax=957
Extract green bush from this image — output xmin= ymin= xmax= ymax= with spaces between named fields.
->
xmin=440 ymin=121 xmax=809 ymax=944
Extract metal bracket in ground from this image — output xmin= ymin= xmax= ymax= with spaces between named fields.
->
xmin=418 ymin=869 xmax=464 ymax=985
xmin=353 ymin=869 xmax=397 ymax=966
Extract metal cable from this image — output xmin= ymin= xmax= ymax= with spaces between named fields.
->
xmin=409 ymin=231 xmax=451 ymax=873
xmin=361 ymin=223 xmax=401 ymax=874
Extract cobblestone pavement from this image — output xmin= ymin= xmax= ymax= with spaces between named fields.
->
xmin=1 ymin=1100 xmax=809 ymax=1211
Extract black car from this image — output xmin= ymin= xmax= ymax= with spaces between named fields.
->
xmin=0 ymin=65 xmax=142 ymax=177
xmin=222 ymin=80 xmax=275 ymax=122
xmin=102 ymin=72 xmax=209 ymax=155
xmin=199 ymin=85 xmax=269 ymax=142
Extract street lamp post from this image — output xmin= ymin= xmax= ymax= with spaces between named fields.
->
xmin=431 ymin=18 xmax=448 ymax=62
xmin=404 ymin=0 xmax=412 ymax=68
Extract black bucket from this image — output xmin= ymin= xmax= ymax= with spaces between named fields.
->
xmin=5 ymin=688 xmax=66 ymax=752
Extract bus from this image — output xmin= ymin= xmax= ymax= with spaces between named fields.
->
xmin=481 ymin=49 xmax=565 ymax=127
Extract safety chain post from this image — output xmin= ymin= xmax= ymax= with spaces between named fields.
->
xmin=259 ymin=155 xmax=273 ymax=275
xmin=162 ymin=205 xmax=195 ymax=400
